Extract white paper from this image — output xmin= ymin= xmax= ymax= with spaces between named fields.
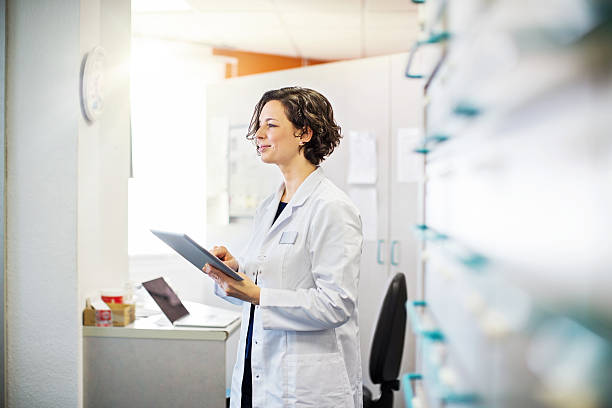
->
xmin=347 ymin=131 xmax=377 ymax=184
xmin=397 ymin=128 xmax=422 ymax=183
xmin=349 ymin=187 xmax=378 ymax=241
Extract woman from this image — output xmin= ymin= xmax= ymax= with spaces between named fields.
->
xmin=204 ymin=87 xmax=363 ymax=408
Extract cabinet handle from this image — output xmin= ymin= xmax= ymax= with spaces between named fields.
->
xmin=413 ymin=134 xmax=451 ymax=155
xmin=405 ymin=41 xmax=424 ymax=79
xmin=453 ymin=102 xmax=481 ymax=117
xmin=460 ymin=253 xmax=488 ymax=270
xmin=402 ymin=373 xmax=423 ymax=408
xmin=406 ymin=301 xmax=445 ymax=341
xmin=413 ymin=224 xmax=448 ymax=241
xmin=391 ymin=240 xmax=400 ymax=266
xmin=377 ymin=239 xmax=385 ymax=265
xmin=424 ymin=134 xmax=450 ymax=144
xmin=405 ymin=32 xmax=451 ymax=79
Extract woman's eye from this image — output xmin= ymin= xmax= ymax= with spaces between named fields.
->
xmin=267 ymin=123 xmax=276 ymax=128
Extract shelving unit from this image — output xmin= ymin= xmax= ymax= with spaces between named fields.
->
xmin=403 ymin=1 xmax=612 ymax=407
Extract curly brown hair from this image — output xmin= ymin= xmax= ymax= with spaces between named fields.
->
xmin=246 ymin=87 xmax=342 ymax=166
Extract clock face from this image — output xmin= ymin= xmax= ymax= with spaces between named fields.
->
xmin=81 ymin=46 xmax=106 ymax=122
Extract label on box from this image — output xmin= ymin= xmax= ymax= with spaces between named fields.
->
xmin=95 ymin=309 xmax=112 ymax=327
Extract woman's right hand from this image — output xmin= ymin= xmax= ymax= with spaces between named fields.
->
xmin=208 ymin=245 xmax=239 ymax=272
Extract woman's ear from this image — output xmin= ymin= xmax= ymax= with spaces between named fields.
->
xmin=299 ymin=126 xmax=313 ymax=144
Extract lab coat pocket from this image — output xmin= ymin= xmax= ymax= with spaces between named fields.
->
xmin=281 ymin=244 xmax=312 ymax=290
xmin=262 ymin=244 xmax=291 ymax=289
xmin=284 ymin=353 xmax=353 ymax=408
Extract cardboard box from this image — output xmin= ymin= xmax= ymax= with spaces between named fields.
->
xmin=107 ymin=303 xmax=136 ymax=327
xmin=82 ymin=300 xmax=135 ymax=327
xmin=83 ymin=303 xmax=96 ymax=326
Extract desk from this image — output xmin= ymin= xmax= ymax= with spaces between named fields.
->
xmin=83 ymin=311 xmax=241 ymax=408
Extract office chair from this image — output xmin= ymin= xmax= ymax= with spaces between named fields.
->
xmin=363 ymin=273 xmax=408 ymax=408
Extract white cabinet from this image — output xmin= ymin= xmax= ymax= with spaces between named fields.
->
xmin=83 ymin=319 xmax=240 ymax=408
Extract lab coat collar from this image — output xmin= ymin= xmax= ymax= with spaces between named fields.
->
xmin=265 ymin=167 xmax=324 ymax=233
xmin=265 ymin=167 xmax=324 ymax=210
xmin=290 ymin=166 xmax=325 ymax=208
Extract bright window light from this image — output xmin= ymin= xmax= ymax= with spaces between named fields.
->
xmin=129 ymin=37 xmax=226 ymax=255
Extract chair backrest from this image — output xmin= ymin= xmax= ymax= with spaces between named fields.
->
xmin=369 ymin=273 xmax=408 ymax=384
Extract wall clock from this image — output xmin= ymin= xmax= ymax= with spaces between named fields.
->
xmin=81 ymin=46 xmax=106 ymax=122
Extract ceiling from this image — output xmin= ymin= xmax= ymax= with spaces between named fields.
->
xmin=132 ymin=0 xmax=420 ymax=60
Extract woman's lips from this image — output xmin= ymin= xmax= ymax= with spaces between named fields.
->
xmin=258 ymin=145 xmax=271 ymax=153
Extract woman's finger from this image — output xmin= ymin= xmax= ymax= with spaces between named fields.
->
xmin=213 ymin=246 xmax=223 ymax=255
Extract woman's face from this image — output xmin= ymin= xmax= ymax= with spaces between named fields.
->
xmin=255 ymin=100 xmax=303 ymax=166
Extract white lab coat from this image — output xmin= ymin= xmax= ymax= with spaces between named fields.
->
xmin=215 ymin=167 xmax=363 ymax=408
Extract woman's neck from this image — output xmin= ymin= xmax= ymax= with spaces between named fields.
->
xmin=279 ymin=159 xmax=317 ymax=202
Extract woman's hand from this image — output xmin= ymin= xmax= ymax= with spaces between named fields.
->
xmin=209 ymin=245 xmax=239 ymax=272
xmin=203 ymin=246 xmax=261 ymax=305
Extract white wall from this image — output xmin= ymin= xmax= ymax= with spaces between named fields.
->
xmin=6 ymin=0 xmax=130 ymax=406
xmin=78 ymin=0 xmax=131 ymax=314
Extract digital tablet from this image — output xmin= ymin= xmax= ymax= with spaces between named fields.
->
xmin=150 ymin=229 xmax=243 ymax=281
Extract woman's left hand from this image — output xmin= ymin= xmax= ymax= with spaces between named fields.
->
xmin=203 ymin=264 xmax=261 ymax=305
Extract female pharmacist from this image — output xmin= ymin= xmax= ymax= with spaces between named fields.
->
xmin=204 ymin=87 xmax=363 ymax=408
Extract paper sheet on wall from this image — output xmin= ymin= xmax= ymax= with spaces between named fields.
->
xmin=347 ymin=131 xmax=377 ymax=184
xmin=349 ymin=187 xmax=377 ymax=241
xmin=397 ymin=128 xmax=422 ymax=183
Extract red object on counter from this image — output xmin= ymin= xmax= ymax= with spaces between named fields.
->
xmin=101 ymin=289 xmax=124 ymax=304
xmin=101 ymin=295 xmax=123 ymax=304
